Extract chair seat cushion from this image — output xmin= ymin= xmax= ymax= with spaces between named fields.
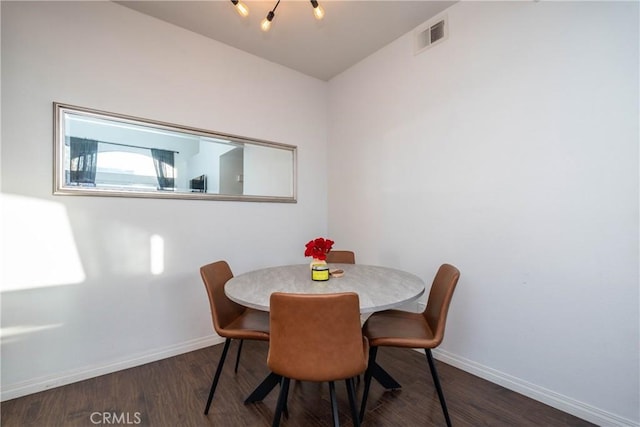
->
xmin=223 ymin=308 xmax=270 ymax=341
xmin=363 ymin=309 xmax=438 ymax=349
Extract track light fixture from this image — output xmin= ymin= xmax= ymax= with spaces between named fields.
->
xmin=230 ymin=0 xmax=325 ymax=33
xmin=230 ymin=0 xmax=249 ymax=18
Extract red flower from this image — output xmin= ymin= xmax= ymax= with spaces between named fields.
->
xmin=304 ymin=237 xmax=335 ymax=260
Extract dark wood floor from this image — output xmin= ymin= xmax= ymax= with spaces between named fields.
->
xmin=1 ymin=340 xmax=593 ymax=426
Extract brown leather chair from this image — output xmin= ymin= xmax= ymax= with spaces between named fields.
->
xmin=359 ymin=264 xmax=460 ymax=426
xmin=268 ymin=292 xmax=368 ymax=427
xmin=200 ymin=260 xmax=270 ymax=415
xmin=326 ymin=250 xmax=356 ymax=264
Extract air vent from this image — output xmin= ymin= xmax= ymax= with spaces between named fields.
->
xmin=414 ymin=15 xmax=448 ymax=55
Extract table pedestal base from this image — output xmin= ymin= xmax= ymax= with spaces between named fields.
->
xmin=368 ymin=362 xmax=401 ymax=389
xmin=244 ymin=372 xmax=282 ymax=403
xmin=244 ymin=367 xmax=400 ymax=404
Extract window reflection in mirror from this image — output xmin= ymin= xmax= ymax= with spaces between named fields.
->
xmin=54 ymin=103 xmax=297 ymax=202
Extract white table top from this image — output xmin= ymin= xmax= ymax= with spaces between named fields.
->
xmin=225 ymin=264 xmax=425 ymax=314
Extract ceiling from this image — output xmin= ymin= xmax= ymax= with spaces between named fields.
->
xmin=115 ymin=1 xmax=456 ymax=81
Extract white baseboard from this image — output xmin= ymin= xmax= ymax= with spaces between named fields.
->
xmin=0 ymin=335 xmax=224 ymax=402
xmin=431 ymin=348 xmax=639 ymax=427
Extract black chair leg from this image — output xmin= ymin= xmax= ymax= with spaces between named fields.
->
xmin=234 ymin=339 xmax=244 ymax=373
xmin=204 ymin=338 xmax=231 ymax=414
xmin=282 ymin=378 xmax=289 ymax=420
xmin=359 ymin=346 xmax=378 ymax=422
xmin=345 ymin=378 xmax=360 ymax=427
xmin=425 ymin=349 xmax=452 ymax=427
xmin=272 ymin=377 xmax=290 ymax=427
xmin=329 ymin=381 xmax=340 ymax=427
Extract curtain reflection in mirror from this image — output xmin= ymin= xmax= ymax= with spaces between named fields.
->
xmin=69 ymin=138 xmax=98 ymax=186
xmin=150 ymin=149 xmax=175 ymax=191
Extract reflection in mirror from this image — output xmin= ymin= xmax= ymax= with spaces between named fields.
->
xmin=54 ymin=103 xmax=297 ymax=202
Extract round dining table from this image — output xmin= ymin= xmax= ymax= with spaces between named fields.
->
xmin=225 ymin=263 xmax=425 ymax=314
xmin=224 ymin=263 xmax=426 ymax=402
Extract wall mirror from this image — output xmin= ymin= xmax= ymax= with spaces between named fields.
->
xmin=54 ymin=103 xmax=297 ymax=202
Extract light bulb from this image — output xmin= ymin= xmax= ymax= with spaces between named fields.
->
xmin=313 ymin=4 xmax=325 ymax=20
xmin=261 ymin=17 xmax=272 ymax=32
xmin=261 ymin=11 xmax=274 ymax=32
xmin=234 ymin=1 xmax=249 ymax=17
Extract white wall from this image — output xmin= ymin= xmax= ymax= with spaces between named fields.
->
xmin=1 ymin=1 xmax=328 ymax=399
xmin=328 ymin=1 xmax=639 ymax=425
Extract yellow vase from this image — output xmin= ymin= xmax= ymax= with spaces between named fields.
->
xmin=310 ymin=259 xmax=330 ymax=281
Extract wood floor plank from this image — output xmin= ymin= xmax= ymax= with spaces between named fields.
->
xmin=1 ymin=340 xmax=595 ymax=426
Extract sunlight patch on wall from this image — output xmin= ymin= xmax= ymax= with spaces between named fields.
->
xmin=1 ymin=194 xmax=86 ymax=292
xmin=150 ymin=234 xmax=164 ymax=275
xmin=0 ymin=324 xmax=64 ymax=345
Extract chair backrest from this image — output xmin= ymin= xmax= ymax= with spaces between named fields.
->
xmin=423 ymin=264 xmax=460 ymax=347
xmin=326 ymin=250 xmax=356 ymax=264
xmin=200 ymin=260 xmax=245 ymax=335
xmin=268 ymin=292 xmax=367 ymax=382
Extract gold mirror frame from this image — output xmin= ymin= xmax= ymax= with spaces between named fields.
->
xmin=53 ymin=103 xmax=297 ymax=202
